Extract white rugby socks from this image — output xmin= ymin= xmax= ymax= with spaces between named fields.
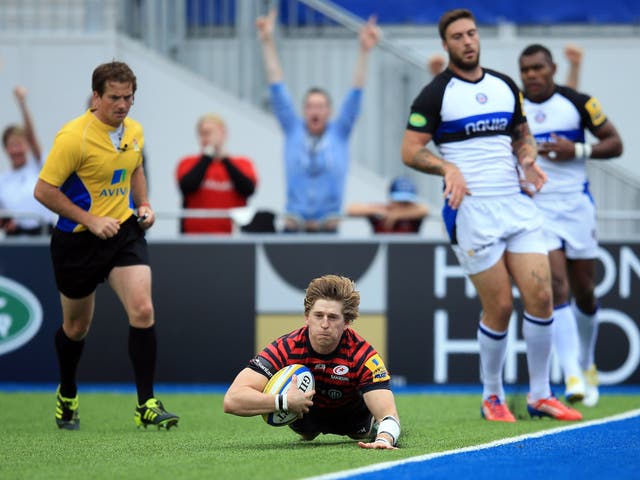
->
xmin=478 ymin=322 xmax=508 ymax=401
xmin=572 ymin=302 xmax=598 ymax=370
xmin=523 ymin=312 xmax=553 ymax=402
xmin=552 ymin=304 xmax=583 ymax=380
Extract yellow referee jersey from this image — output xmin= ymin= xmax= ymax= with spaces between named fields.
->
xmin=39 ymin=110 xmax=145 ymax=232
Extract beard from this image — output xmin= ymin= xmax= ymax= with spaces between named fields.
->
xmin=449 ymin=50 xmax=480 ymax=71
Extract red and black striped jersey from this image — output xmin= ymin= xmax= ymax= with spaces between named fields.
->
xmin=249 ymin=326 xmax=391 ymax=410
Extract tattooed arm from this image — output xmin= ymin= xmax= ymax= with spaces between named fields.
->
xmin=401 ymin=129 xmax=469 ymax=209
xmin=512 ymin=121 xmax=546 ymax=192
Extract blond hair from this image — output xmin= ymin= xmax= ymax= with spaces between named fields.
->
xmin=197 ymin=113 xmax=226 ymax=131
xmin=304 ymin=275 xmax=360 ymax=324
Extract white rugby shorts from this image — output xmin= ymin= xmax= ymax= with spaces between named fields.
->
xmin=534 ymin=191 xmax=598 ymax=259
xmin=444 ymin=193 xmax=547 ymax=275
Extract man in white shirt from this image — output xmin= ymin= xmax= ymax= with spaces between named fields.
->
xmin=0 ymin=86 xmax=55 ymax=236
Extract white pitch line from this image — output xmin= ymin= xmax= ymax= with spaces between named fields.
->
xmin=303 ymin=408 xmax=640 ymax=480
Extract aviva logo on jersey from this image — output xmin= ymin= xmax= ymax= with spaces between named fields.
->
xmin=99 ymin=169 xmax=129 ymax=197
xmin=111 ymin=169 xmax=127 ymax=184
xmin=0 ymin=276 xmax=43 ymax=356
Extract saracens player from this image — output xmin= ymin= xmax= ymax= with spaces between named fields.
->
xmin=223 ymin=274 xmax=401 ymax=450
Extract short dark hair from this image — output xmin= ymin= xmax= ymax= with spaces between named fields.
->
xmin=92 ymin=61 xmax=137 ymax=96
xmin=438 ymin=9 xmax=475 ymax=40
xmin=304 ymin=87 xmax=332 ymax=107
xmin=520 ymin=44 xmax=554 ymax=64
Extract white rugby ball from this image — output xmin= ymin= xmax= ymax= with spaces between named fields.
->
xmin=262 ymin=364 xmax=315 ymax=426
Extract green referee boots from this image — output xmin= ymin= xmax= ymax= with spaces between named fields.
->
xmin=55 ymin=386 xmax=80 ymax=430
xmin=134 ymin=397 xmax=179 ymax=430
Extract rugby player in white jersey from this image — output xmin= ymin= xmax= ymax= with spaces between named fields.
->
xmin=401 ymin=8 xmax=582 ymax=422
xmin=519 ymin=44 xmax=623 ymax=407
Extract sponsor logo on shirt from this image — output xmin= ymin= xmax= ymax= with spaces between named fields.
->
xmin=111 ymin=169 xmax=127 ymax=184
xmin=99 ymin=187 xmax=129 ymax=197
xmin=464 ymin=117 xmax=509 ymax=135
xmin=327 ymin=389 xmax=342 ymax=400
xmin=100 ymin=169 xmax=130 ymax=197
xmin=202 ymin=179 xmax=234 ymax=191
xmin=585 ymin=97 xmax=606 ymax=127
xmin=333 ymin=365 xmax=349 ymax=375
xmin=365 ymin=354 xmax=389 ymax=382
xmin=409 ymin=113 xmax=427 ymax=128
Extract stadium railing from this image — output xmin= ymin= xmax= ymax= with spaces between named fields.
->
xmin=3 ymin=207 xmax=638 ymax=240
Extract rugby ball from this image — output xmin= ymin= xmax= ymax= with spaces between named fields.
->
xmin=262 ymin=364 xmax=315 ymax=426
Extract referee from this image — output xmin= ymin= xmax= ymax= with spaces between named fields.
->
xmin=34 ymin=61 xmax=178 ymax=430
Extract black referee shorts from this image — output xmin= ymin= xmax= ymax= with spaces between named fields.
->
xmin=50 ymin=215 xmax=149 ymax=299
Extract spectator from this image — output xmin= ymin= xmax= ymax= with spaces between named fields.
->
xmin=256 ymin=9 xmax=380 ymax=233
xmin=224 ymin=274 xmax=400 ymax=449
xmin=427 ymin=54 xmax=446 ymax=77
xmin=176 ymin=114 xmax=258 ymax=234
xmin=401 ymin=8 xmax=582 ymax=422
xmin=564 ymin=43 xmax=583 ymax=90
xmin=347 ymin=176 xmax=429 ymax=233
xmin=0 ymin=86 xmax=55 ymax=236
xmin=519 ymin=44 xmax=623 ymax=407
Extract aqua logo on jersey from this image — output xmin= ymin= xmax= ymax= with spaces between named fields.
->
xmin=464 ymin=114 xmax=510 ymax=135
xmin=0 ymin=276 xmax=43 ymax=356
xmin=111 ymin=169 xmax=127 ymax=184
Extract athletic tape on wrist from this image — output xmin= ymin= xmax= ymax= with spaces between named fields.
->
xmin=575 ymin=142 xmax=592 ymax=159
xmin=275 ymin=394 xmax=283 ymax=412
xmin=377 ymin=415 xmax=400 ymax=446
xmin=282 ymin=393 xmax=288 ymax=412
